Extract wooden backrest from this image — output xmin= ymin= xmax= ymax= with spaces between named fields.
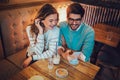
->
xmin=94 ymin=24 xmax=120 ymax=34
xmin=0 ymin=6 xmax=41 ymax=57
xmin=0 ymin=34 xmax=4 ymax=60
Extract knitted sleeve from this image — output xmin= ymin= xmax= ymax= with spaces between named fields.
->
xmin=26 ymin=26 xmax=44 ymax=57
xmin=32 ymin=27 xmax=59 ymax=60
xmin=81 ymin=27 xmax=95 ymax=62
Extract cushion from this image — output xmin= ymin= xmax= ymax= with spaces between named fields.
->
xmin=7 ymin=48 xmax=27 ymax=69
xmin=97 ymin=45 xmax=120 ymax=66
xmin=0 ymin=60 xmax=20 ymax=80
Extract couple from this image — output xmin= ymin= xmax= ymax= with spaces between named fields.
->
xmin=23 ymin=3 xmax=94 ymax=67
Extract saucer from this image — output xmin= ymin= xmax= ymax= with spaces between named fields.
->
xmin=29 ymin=75 xmax=44 ymax=80
xmin=56 ymin=68 xmax=68 ymax=78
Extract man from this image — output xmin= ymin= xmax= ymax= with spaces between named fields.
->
xmin=58 ymin=3 xmax=94 ymax=62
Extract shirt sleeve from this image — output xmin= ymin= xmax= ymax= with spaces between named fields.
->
xmin=81 ymin=28 xmax=95 ymax=62
xmin=58 ymin=26 xmax=67 ymax=49
xmin=26 ymin=26 xmax=44 ymax=57
xmin=73 ymin=52 xmax=86 ymax=62
xmin=33 ymin=28 xmax=59 ymax=60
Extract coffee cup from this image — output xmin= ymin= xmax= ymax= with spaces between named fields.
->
xmin=69 ymin=58 xmax=79 ymax=65
xmin=67 ymin=52 xmax=79 ymax=65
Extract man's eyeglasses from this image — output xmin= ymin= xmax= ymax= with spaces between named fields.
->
xmin=68 ymin=18 xmax=81 ymax=22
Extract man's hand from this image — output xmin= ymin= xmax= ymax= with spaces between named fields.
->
xmin=58 ymin=47 xmax=68 ymax=59
xmin=58 ymin=48 xmax=74 ymax=60
xmin=61 ymin=52 xmax=69 ymax=60
xmin=61 ymin=50 xmax=73 ymax=60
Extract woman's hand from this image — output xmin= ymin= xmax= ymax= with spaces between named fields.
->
xmin=35 ymin=19 xmax=43 ymax=34
xmin=23 ymin=56 xmax=32 ymax=68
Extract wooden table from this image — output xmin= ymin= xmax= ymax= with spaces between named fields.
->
xmin=10 ymin=58 xmax=100 ymax=80
xmin=93 ymin=24 xmax=120 ymax=47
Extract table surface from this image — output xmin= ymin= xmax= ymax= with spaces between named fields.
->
xmin=93 ymin=24 xmax=120 ymax=47
xmin=10 ymin=58 xmax=100 ymax=80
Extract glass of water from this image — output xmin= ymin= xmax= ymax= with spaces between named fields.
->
xmin=48 ymin=57 xmax=54 ymax=70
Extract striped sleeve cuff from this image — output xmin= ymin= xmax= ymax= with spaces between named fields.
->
xmin=32 ymin=55 xmax=40 ymax=61
xmin=32 ymin=55 xmax=39 ymax=61
xmin=73 ymin=52 xmax=86 ymax=62
xmin=78 ymin=52 xmax=86 ymax=62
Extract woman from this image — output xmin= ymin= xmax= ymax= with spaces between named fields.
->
xmin=23 ymin=4 xmax=59 ymax=68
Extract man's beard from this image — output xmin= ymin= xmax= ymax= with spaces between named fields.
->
xmin=69 ymin=24 xmax=80 ymax=30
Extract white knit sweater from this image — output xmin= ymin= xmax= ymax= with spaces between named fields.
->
xmin=26 ymin=26 xmax=59 ymax=60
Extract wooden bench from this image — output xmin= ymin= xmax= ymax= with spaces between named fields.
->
xmin=0 ymin=3 xmax=41 ymax=80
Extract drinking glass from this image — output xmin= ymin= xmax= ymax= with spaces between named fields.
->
xmin=53 ymin=42 xmax=60 ymax=64
xmin=106 ymin=31 xmax=113 ymax=40
xmin=48 ymin=57 xmax=54 ymax=70
xmin=53 ymin=54 xmax=60 ymax=64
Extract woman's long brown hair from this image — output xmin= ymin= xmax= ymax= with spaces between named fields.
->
xmin=30 ymin=4 xmax=59 ymax=41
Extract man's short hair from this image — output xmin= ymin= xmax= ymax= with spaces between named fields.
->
xmin=67 ymin=3 xmax=85 ymax=18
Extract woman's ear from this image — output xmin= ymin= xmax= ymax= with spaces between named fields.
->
xmin=41 ymin=20 xmax=44 ymax=23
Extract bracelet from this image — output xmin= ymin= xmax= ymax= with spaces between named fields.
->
xmin=31 ymin=55 xmax=33 ymax=60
